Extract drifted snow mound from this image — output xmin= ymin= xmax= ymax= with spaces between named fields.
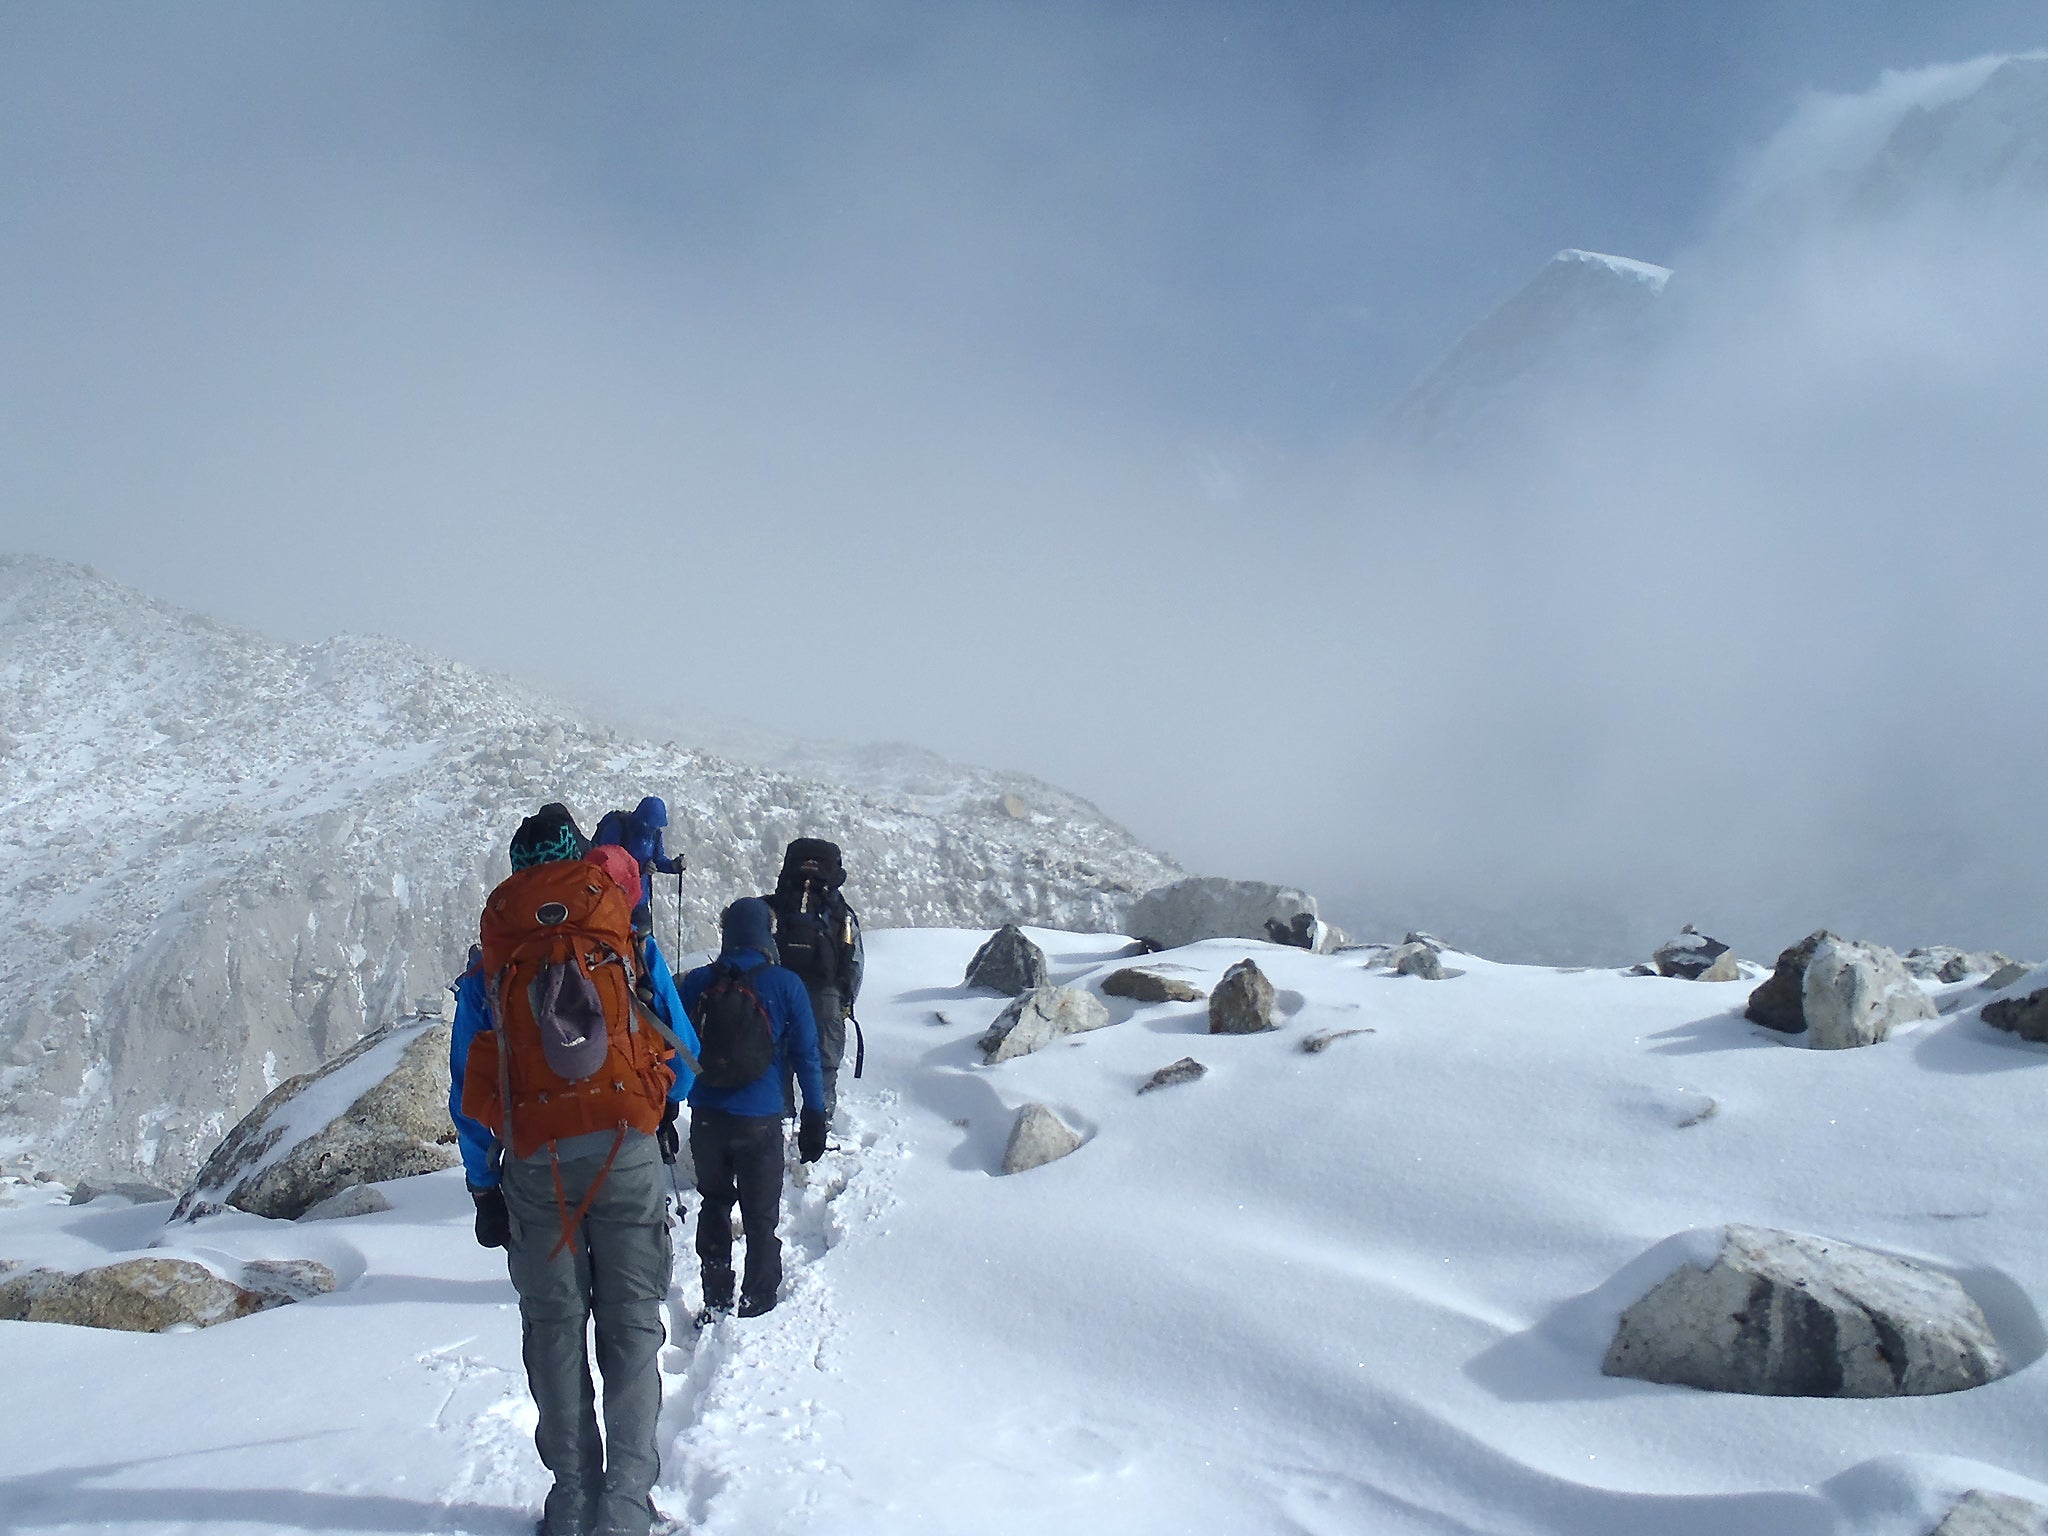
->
xmin=1127 ymin=877 xmax=1337 ymax=952
xmin=174 ymin=1017 xmax=456 ymax=1222
xmin=1802 ymin=936 xmax=1938 ymax=1050
xmin=1602 ymin=1225 xmax=2006 ymax=1398
xmin=0 ymin=1254 xmax=335 ymax=1333
xmin=978 ymin=986 xmax=1111 ymax=1064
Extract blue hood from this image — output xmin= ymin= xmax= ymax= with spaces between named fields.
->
xmin=720 ymin=896 xmax=779 ymax=964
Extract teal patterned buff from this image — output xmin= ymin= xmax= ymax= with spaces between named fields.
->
xmin=511 ymin=823 xmax=583 ymax=870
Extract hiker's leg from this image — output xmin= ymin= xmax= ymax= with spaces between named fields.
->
xmin=503 ymin=1158 xmax=603 ymax=1536
xmin=732 ymin=1114 xmax=786 ymax=1310
xmin=814 ymin=1005 xmax=847 ymax=1124
xmin=689 ymin=1110 xmax=737 ymax=1307
xmin=584 ymin=1140 xmax=672 ymax=1536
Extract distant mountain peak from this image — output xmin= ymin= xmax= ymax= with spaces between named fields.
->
xmin=1383 ymin=247 xmax=1670 ymax=456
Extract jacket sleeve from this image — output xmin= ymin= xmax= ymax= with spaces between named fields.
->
xmin=642 ymin=938 xmax=700 ymax=1102
xmin=842 ymin=903 xmax=865 ymax=1005
xmin=778 ymin=970 xmax=827 ymax=1115
xmin=648 ymin=828 xmax=682 ymax=876
xmin=447 ymin=969 xmax=500 ymax=1190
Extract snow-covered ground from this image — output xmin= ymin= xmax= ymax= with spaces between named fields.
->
xmin=4 ymin=928 xmax=2046 ymax=1535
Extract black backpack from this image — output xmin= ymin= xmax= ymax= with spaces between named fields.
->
xmin=775 ymin=888 xmax=850 ymax=990
xmin=693 ymin=962 xmax=778 ymax=1090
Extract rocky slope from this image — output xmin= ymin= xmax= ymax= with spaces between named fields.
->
xmin=0 ymin=555 xmax=1177 ymax=1186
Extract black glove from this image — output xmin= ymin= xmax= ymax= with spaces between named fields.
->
xmin=797 ymin=1110 xmax=828 ymax=1165
xmin=470 ymin=1184 xmax=510 ymax=1249
xmin=657 ymin=1100 xmax=681 ymax=1165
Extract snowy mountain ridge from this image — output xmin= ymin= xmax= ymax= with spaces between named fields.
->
xmin=1384 ymin=51 xmax=2048 ymax=457
xmin=0 ymin=554 xmax=1178 ymax=1187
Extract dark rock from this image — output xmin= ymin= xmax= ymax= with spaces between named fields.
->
xmin=1137 ymin=1058 xmax=1208 ymax=1094
xmin=964 ymin=924 xmax=1048 ymax=996
xmin=1208 ymin=959 xmax=1276 ymax=1034
xmin=1745 ymin=930 xmax=1838 ymax=1033
xmin=1983 ymin=988 xmax=2048 ymax=1043
xmin=1602 ymin=1224 xmax=2004 ymax=1398
xmin=1982 ymin=962 xmax=2034 ymax=992
xmin=1263 ymin=912 xmax=1318 ymax=949
xmin=1652 ymin=926 xmax=1738 ymax=982
xmin=1101 ymin=968 xmax=1206 ymax=1004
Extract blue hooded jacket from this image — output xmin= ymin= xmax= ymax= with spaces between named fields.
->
xmin=680 ymin=897 xmax=826 ymax=1119
xmin=593 ymin=796 xmax=682 ymax=878
xmin=447 ymin=932 xmax=698 ymax=1190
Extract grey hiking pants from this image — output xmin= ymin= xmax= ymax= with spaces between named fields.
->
xmin=781 ymin=982 xmax=846 ymax=1121
xmin=502 ymin=1130 xmax=673 ymax=1536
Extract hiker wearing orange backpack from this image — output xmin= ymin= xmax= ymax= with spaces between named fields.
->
xmin=447 ymin=802 xmax=700 ymax=1536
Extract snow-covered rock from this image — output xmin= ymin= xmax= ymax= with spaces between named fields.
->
xmin=173 ymin=1017 xmax=457 ymax=1221
xmin=1934 ymin=1489 xmax=2048 ymax=1536
xmin=1386 ymin=939 xmax=1447 ymax=980
xmin=977 ymin=986 xmax=1112 ymax=1064
xmin=1907 ymin=946 xmax=2016 ymax=983
xmin=1602 ymin=1224 xmax=2005 ymax=1397
xmin=67 ymin=1179 xmax=173 ymax=1206
xmin=1652 ymin=926 xmax=1738 ymax=982
xmin=1208 ymin=958 xmax=1276 ymax=1034
xmin=1126 ymin=877 xmax=1323 ymax=952
xmin=1136 ymin=1057 xmax=1207 ymax=1095
xmin=0 ymin=1254 xmax=336 ymax=1333
xmin=963 ymin=924 xmax=1047 ymax=996
xmin=1801 ymin=936 xmax=1938 ymax=1050
xmin=298 ymin=1182 xmax=395 ymax=1222
xmin=1000 ymin=1103 xmax=1083 ymax=1174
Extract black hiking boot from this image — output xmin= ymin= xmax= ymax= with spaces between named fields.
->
xmin=737 ymin=1292 xmax=777 ymax=1319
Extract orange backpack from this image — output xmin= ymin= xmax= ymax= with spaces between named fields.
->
xmin=461 ymin=860 xmax=678 ymax=1165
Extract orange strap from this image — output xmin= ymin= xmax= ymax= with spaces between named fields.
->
xmin=546 ymin=1126 xmax=628 ymax=1262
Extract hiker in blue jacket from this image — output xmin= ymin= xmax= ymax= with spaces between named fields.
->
xmin=678 ymin=896 xmax=827 ymax=1322
xmin=591 ymin=796 xmax=683 ymax=933
xmin=444 ymin=802 xmax=700 ymax=1536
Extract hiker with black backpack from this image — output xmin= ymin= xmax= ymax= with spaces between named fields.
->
xmin=677 ymin=896 xmax=827 ymax=1323
xmin=447 ymin=801 xmax=701 ymax=1536
xmin=762 ymin=837 xmax=864 ymax=1124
